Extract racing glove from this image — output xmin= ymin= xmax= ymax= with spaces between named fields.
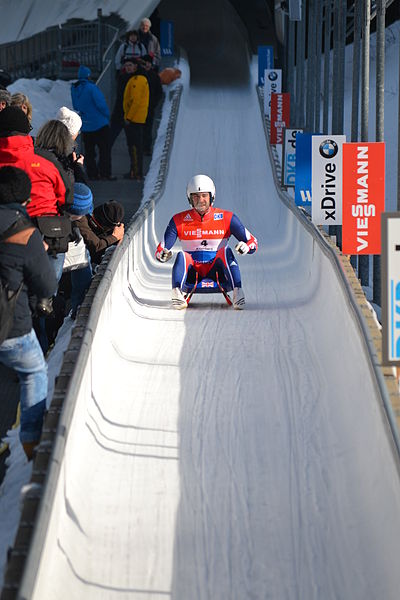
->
xmin=235 ymin=241 xmax=250 ymax=255
xmin=156 ymin=247 xmax=172 ymax=262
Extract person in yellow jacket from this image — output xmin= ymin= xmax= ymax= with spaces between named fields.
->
xmin=122 ymin=58 xmax=150 ymax=180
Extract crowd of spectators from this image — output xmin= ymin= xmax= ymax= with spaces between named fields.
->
xmin=0 ymin=15 xmax=182 ymax=461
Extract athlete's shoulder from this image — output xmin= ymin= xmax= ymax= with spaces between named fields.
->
xmin=173 ymin=209 xmax=197 ymax=224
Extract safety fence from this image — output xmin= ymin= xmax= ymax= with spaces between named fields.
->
xmin=0 ymin=16 xmax=119 ymax=81
xmin=282 ymin=0 xmax=399 ymax=306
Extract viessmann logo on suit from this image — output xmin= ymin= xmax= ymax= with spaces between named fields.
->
xmin=311 ymin=135 xmax=346 ymax=225
xmin=184 ymin=229 xmax=225 ymax=237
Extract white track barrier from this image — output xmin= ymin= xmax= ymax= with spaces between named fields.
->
xmin=17 ymin=63 xmax=400 ymax=600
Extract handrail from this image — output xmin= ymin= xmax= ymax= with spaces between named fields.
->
xmin=0 ymin=20 xmax=119 ymax=82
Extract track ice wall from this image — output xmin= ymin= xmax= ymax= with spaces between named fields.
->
xmin=25 ymin=1 xmax=400 ymax=598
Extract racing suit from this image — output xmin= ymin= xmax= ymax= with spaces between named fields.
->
xmin=156 ymin=206 xmax=257 ymax=291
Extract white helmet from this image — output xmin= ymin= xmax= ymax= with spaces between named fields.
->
xmin=186 ymin=174 xmax=215 ymax=205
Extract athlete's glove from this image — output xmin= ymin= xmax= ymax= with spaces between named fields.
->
xmin=156 ymin=248 xmax=172 ymax=262
xmin=235 ymin=241 xmax=250 ymax=255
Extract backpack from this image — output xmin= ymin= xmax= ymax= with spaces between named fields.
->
xmin=0 ymin=278 xmax=23 ymax=345
xmin=0 ymin=211 xmax=31 ymax=344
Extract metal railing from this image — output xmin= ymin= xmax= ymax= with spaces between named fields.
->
xmin=283 ymin=0 xmax=399 ymax=307
xmin=0 ymin=16 xmax=119 ymax=81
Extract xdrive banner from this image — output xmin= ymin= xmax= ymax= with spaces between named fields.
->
xmin=342 ymin=142 xmax=385 ymax=255
xmin=270 ymin=93 xmax=290 ymax=145
xmin=258 ymin=46 xmax=274 ymax=86
xmin=263 ymin=69 xmax=281 ymax=118
xmin=282 ymin=128 xmax=302 ymax=187
xmin=381 ymin=213 xmax=400 ymax=365
xmin=311 ymin=135 xmax=346 ymax=225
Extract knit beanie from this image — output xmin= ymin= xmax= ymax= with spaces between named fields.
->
xmin=0 ymin=106 xmax=31 ymax=135
xmin=70 ymin=183 xmax=94 ymax=215
xmin=78 ymin=65 xmax=91 ymax=80
xmin=93 ymin=201 xmax=124 ymax=229
xmin=56 ymin=106 xmax=82 ymax=138
xmin=0 ymin=166 xmax=32 ymax=204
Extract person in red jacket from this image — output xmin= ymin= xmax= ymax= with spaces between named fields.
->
xmin=0 ymin=106 xmax=68 ymax=218
xmin=156 ymin=174 xmax=258 ymax=310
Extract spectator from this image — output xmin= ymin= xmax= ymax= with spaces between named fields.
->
xmin=140 ymin=54 xmax=163 ymax=155
xmin=55 ymin=106 xmax=88 ymax=185
xmin=0 ymin=166 xmax=57 ymax=460
xmin=0 ymin=89 xmax=11 ymax=112
xmin=76 ymin=200 xmax=125 ymax=265
xmin=64 ymin=183 xmax=94 ymax=317
xmin=115 ymin=30 xmax=147 ymax=72
xmin=11 ymin=92 xmax=33 ymax=122
xmin=123 ymin=59 xmax=149 ymax=181
xmin=71 ymin=65 xmax=116 ymax=181
xmin=110 ymin=58 xmax=138 ymax=150
xmin=138 ymin=18 xmax=161 ymax=70
xmin=0 ymin=107 xmax=70 ymax=222
xmin=34 ymin=119 xmax=75 ymax=208
xmin=0 ymin=108 xmax=75 ymax=351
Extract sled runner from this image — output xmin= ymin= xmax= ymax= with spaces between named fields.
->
xmin=184 ymin=273 xmax=233 ymax=307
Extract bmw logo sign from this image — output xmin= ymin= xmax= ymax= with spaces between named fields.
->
xmin=268 ymin=71 xmax=278 ymax=81
xmin=319 ymin=139 xmax=338 ymax=159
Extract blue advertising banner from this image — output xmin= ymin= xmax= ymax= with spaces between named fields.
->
xmin=381 ymin=213 xmax=400 ymax=364
xmin=258 ymin=46 xmax=274 ymax=86
xmin=160 ymin=20 xmax=174 ymax=56
xmin=294 ymin=133 xmax=313 ymax=207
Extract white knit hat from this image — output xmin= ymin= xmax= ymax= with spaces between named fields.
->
xmin=56 ymin=106 xmax=82 ymax=138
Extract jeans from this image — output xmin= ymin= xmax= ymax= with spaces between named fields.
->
xmin=70 ymin=251 xmax=93 ymax=313
xmin=0 ymin=329 xmax=47 ymax=443
xmin=50 ymin=252 xmax=65 ymax=281
xmin=37 ymin=253 xmax=65 ymax=353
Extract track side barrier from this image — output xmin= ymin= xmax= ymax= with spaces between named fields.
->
xmin=256 ymin=85 xmax=400 ymax=465
xmin=1 ymin=84 xmax=183 ymax=600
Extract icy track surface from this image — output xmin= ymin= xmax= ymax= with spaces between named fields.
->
xmin=29 ymin=3 xmax=400 ymax=599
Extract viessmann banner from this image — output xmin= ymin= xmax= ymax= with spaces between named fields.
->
xmin=270 ymin=93 xmax=290 ymax=145
xmin=311 ymin=135 xmax=346 ymax=225
xmin=342 ymin=142 xmax=385 ymax=255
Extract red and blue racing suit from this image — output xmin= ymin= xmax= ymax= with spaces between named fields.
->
xmin=156 ymin=206 xmax=258 ymax=291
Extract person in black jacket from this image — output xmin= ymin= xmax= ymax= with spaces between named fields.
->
xmin=109 ymin=58 xmax=138 ymax=151
xmin=0 ymin=166 xmax=57 ymax=460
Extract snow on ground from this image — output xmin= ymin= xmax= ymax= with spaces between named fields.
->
xmin=7 ymin=79 xmax=74 ymax=136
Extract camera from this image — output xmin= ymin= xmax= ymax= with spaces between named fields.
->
xmin=36 ymin=297 xmax=54 ymax=317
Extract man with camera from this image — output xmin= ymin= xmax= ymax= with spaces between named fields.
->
xmin=0 ymin=166 xmax=57 ymax=460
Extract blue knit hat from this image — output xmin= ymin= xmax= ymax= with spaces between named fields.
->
xmin=70 ymin=183 xmax=93 ymax=215
xmin=78 ymin=65 xmax=91 ymax=80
